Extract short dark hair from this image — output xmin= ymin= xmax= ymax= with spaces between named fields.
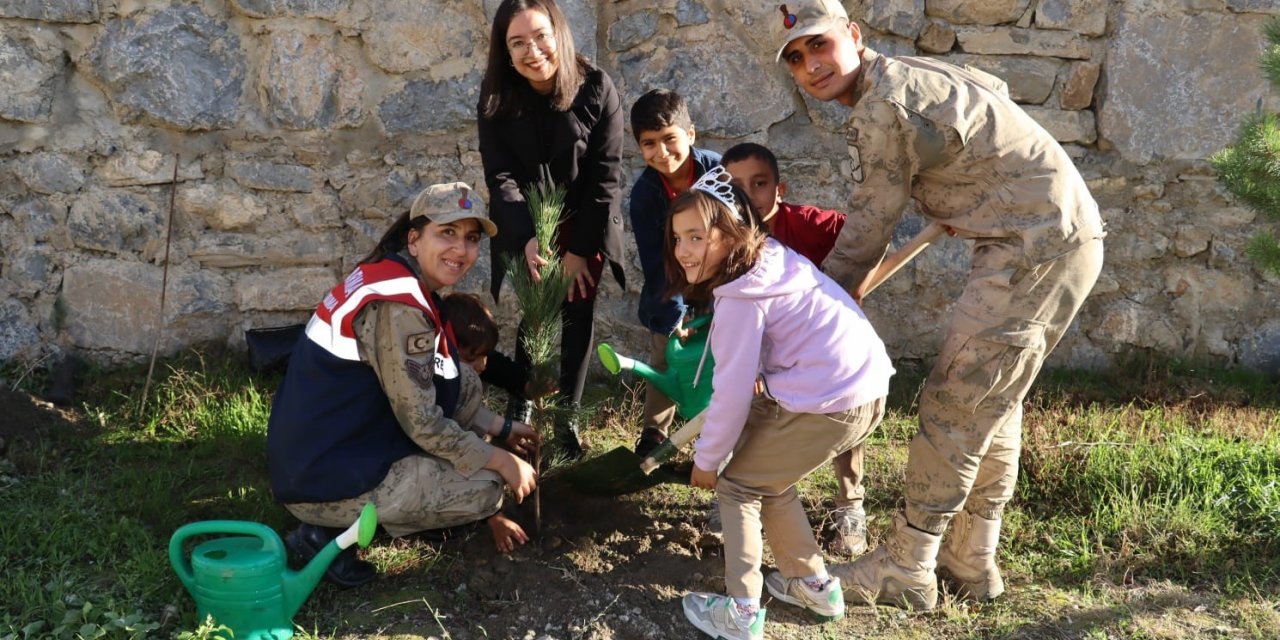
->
xmin=630 ymin=88 xmax=693 ymax=140
xmin=443 ymin=292 xmax=499 ymax=355
xmin=722 ymin=142 xmax=781 ymax=183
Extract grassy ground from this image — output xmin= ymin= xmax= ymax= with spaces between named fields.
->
xmin=0 ymin=350 xmax=1277 ymax=639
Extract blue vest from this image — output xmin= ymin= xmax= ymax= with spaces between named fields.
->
xmin=267 ymin=255 xmax=460 ymax=504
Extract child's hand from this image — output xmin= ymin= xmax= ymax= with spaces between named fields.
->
xmin=523 ymin=373 xmax=559 ymax=400
xmin=752 ymin=377 xmax=765 ymax=396
xmin=500 ymin=421 xmax=541 ymax=456
xmin=690 ymin=464 xmax=718 ymax=490
xmin=672 ymin=324 xmax=692 ymax=343
xmin=487 ymin=512 xmax=529 ymax=554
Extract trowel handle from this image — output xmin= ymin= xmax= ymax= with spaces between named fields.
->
xmin=855 ymin=222 xmax=948 ymax=300
xmin=640 ymin=410 xmax=707 ymax=475
xmin=168 ymin=521 xmax=286 ymax=591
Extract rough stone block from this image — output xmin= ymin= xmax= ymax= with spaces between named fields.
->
xmin=188 ymin=230 xmax=344 ymax=268
xmin=1100 ymin=11 xmax=1275 ymax=164
xmin=0 ymin=0 xmax=97 ymax=22
xmin=13 ymin=152 xmax=85 ymax=194
xmin=68 ymin=189 xmax=161 ymax=255
xmin=99 ymin=150 xmax=203 ymax=187
xmin=861 ymin=0 xmax=926 ymax=39
xmin=261 ymin=29 xmax=364 ymax=130
xmin=229 ymin=0 xmax=346 ymax=19
xmin=1023 ymin=106 xmax=1097 ymax=143
xmin=616 ymin=42 xmax=793 ymax=137
xmin=1060 ymin=61 xmax=1100 ymax=110
xmin=916 ymin=20 xmax=957 ymax=53
xmin=360 ymin=0 xmax=485 ymax=75
xmin=1240 ymin=319 xmax=1280 ymax=374
xmin=236 ymin=268 xmax=336 ymax=311
xmin=926 ymin=0 xmax=1030 ymax=25
xmin=61 ymin=260 xmax=232 ymax=355
xmin=12 ymin=198 xmax=66 ymax=241
xmin=82 ymin=6 xmax=244 ymax=130
xmin=226 ymin=160 xmax=316 ymax=193
xmin=941 ymin=54 xmax=1061 ymax=104
xmin=0 ymin=299 xmax=40 ymax=360
xmin=378 ymin=72 xmax=481 ymax=134
xmin=0 ymin=29 xmax=64 ymax=123
xmin=955 ymin=26 xmax=1092 ymax=59
xmin=179 ymin=183 xmax=268 ymax=231
xmin=1036 ymin=0 xmax=1107 ymax=36
xmin=608 ymin=10 xmax=658 ymax=52
xmin=1226 ymin=0 xmax=1280 ymax=14
xmin=676 ymin=0 xmax=709 ymax=26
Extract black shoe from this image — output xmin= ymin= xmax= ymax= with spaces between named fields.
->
xmin=284 ymin=523 xmax=377 ymax=588
xmin=634 ymin=427 xmax=667 ymax=458
xmin=553 ymin=410 xmax=588 ymax=461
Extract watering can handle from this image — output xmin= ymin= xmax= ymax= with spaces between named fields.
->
xmin=682 ymin=314 xmax=711 ymax=332
xmin=168 ymin=520 xmax=286 ymax=592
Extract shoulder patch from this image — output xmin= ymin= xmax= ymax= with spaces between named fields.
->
xmin=845 ymin=128 xmax=865 ymax=184
xmin=406 ymin=332 xmax=433 ymax=355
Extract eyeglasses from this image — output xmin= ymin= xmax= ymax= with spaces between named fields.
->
xmin=508 ymin=32 xmax=556 ymax=57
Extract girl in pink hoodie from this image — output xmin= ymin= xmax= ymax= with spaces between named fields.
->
xmin=669 ymin=167 xmax=894 ymax=640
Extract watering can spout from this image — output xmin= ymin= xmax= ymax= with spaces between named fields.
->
xmin=282 ymin=503 xmax=377 ymax=618
xmin=597 ymin=344 xmax=680 ymax=399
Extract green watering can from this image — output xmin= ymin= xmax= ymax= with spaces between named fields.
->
xmin=597 ymin=314 xmax=714 ymax=420
xmin=169 ymin=503 xmax=377 ymax=640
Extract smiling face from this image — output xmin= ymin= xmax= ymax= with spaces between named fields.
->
xmin=407 ymin=219 xmax=482 ymax=291
xmin=506 ymin=8 xmax=559 ymax=94
xmin=637 ymin=124 xmax=696 ymax=184
xmin=780 ymin=21 xmax=864 ymax=106
xmin=671 ymin=206 xmax=730 ymax=285
xmin=724 ymin=156 xmax=785 ymax=222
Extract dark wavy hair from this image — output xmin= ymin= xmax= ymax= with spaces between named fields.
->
xmin=480 ymin=0 xmax=589 ymax=119
xmin=663 ymin=186 xmax=768 ymax=303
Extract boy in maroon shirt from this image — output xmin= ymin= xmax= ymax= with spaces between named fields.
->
xmin=723 ymin=142 xmax=866 ymax=558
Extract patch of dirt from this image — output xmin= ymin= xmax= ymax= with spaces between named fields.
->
xmin=0 ymin=384 xmax=86 ymax=474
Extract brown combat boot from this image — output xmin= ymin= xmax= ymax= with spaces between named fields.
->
xmin=830 ymin=513 xmax=941 ymax=610
xmin=937 ymin=510 xmax=1005 ymax=601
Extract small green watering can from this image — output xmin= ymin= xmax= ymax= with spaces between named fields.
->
xmin=169 ymin=503 xmax=377 ymax=640
xmin=597 ymin=314 xmax=714 ymax=420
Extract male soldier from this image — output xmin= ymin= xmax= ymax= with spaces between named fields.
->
xmin=768 ymin=0 xmax=1106 ymax=611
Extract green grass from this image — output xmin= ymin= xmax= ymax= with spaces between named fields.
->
xmin=1 ymin=351 xmax=1278 ymax=639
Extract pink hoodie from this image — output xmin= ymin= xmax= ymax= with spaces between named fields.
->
xmin=693 ymin=238 xmax=894 ymax=472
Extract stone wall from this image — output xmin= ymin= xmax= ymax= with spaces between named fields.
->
xmin=2 ymin=0 xmax=1279 ymax=374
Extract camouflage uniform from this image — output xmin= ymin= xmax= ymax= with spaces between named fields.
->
xmin=286 ymin=261 xmax=504 ymax=538
xmin=827 ymin=49 xmax=1106 ymax=534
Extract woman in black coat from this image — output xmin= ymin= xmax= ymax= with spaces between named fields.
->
xmin=478 ymin=0 xmax=626 ymax=458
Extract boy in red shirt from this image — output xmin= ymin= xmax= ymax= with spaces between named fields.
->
xmin=723 ymin=142 xmax=867 ymax=558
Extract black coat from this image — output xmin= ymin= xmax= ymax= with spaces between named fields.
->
xmin=477 ymin=63 xmax=627 ymax=300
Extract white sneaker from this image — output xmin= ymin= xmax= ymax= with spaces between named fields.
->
xmin=765 ymin=572 xmax=845 ymax=622
xmin=682 ymin=593 xmax=765 ymax=640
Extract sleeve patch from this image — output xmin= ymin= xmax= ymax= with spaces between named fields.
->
xmin=406 ymin=332 xmax=433 ymax=355
xmin=845 ymin=127 xmax=864 ymax=184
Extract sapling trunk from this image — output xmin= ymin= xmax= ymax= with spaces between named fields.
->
xmin=505 ymin=170 xmax=574 ymax=534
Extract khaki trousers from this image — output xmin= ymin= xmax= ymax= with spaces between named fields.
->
xmin=906 ymin=238 xmax=1103 ymax=533
xmin=286 ymin=453 xmax=504 ymax=538
xmin=718 ymin=396 xmax=886 ymax=598
xmin=641 ymin=332 xmax=678 ymax=433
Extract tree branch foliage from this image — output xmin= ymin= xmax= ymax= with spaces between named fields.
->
xmin=1211 ymin=16 xmax=1280 ymax=274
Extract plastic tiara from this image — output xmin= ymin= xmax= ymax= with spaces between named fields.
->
xmin=691 ymin=166 xmax=739 ymax=219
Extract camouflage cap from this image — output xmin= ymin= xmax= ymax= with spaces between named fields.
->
xmin=770 ymin=0 xmax=850 ymax=62
xmin=409 ymin=182 xmax=498 ymax=237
